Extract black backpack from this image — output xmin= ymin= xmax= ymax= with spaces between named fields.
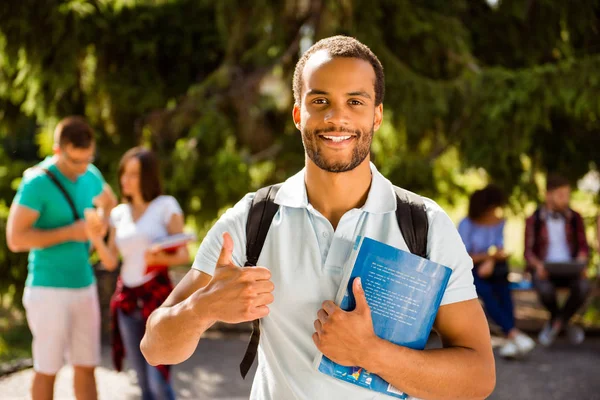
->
xmin=239 ymin=184 xmax=429 ymax=378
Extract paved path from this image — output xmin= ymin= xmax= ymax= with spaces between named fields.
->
xmin=1 ymin=331 xmax=599 ymax=399
xmin=0 ymin=332 xmax=255 ymax=400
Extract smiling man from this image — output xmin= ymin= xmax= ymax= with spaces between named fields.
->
xmin=141 ymin=36 xmax=495 ymax=400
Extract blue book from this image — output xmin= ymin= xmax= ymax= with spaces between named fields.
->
xmin=314 ymin=236 xmax=452 ymax=399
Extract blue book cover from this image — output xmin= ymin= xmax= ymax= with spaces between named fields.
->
xmin=314 ymin=236 xmax=452 ymax=399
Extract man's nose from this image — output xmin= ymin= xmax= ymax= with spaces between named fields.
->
xmin=324 ymin=104 xmax=350 ymax=126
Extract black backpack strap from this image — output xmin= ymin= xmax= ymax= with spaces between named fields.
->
xmin=38 ymin=167 xmax=80 ymax=221
xmin=393 ymin=186 xmax=428 ymax=258
xmin=240 ymin=184 xmax=281 ymax=378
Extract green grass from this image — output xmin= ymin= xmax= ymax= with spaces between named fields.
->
xmin=0 ymin=307 xmax=32 ymax=363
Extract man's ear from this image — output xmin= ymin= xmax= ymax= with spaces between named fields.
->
xmin=292 ymin=104 xmax=301 ymax=130
xmin=373 ymin=103 xmax=383 ymax=132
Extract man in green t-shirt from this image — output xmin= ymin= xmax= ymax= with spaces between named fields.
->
xmin=6 ymin=116 xmax=116 ymax=400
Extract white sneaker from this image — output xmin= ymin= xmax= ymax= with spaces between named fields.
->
xmin=513 ymin=332 xmax=536 ymax=355
xmin=567 ymin=325 xmax=585 ymax=345
xmin=538 ymin=322 xmax=560 ymax=347
xmin=499 ymin=340 xmax=520 ymax=359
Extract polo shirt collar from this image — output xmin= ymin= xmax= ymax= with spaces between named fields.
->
xmin=274 ymin=162 xmax=397 ymax=214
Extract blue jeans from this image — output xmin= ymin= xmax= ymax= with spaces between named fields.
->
xmin=473 ymin=275 xmax=515 ymax=335
xmin=117 ymin=309 xmax=176 ymax=400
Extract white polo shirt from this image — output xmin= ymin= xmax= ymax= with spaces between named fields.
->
xmin=192 ymin=163 xmax=476 ymax=400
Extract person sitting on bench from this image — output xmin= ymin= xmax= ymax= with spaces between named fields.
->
xmin=524 ymin=174 xmax=591 ymax=346
xmin=459 ymin=185 xmax=535 ymax=358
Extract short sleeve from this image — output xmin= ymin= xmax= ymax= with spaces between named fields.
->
xmin=425 ymin=199 xmax=477 ymax=306
xmin=457 ymin=218 xmax=472 ymax=254
xmin=161 ymin=196 xmax=183 ymax=225
xmin=495 ymin=220 xmax=506 ymax=248
xmin=12 ymin=171 xmax=46 ymax=213
xmin=191 ymin=194 xmax=253 ymax=276
xmin=109 ymin=204 xmax=125 ymax=228
xmin=87 ymin=164 xmax=106 ymax=185
xmin=87 ymin=164 xmax=106 ymax=196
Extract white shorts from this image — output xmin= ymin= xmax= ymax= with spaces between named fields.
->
xmin=23 ymin=284 xmax=101 ymax=375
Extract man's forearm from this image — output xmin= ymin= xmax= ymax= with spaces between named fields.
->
xmin=469 ymin=252 xmax=490 ymax=264
xmin=158 ymin=248 xmax=191 ymax=267
xmin=360 ymin=337 xmax=495 ymax=400
xmin=90 ymin=236 xmax=119 ymax=271
xmin=9 ymin=227 xmax=73 ymax=252
xmin=524 ymin=251 xmax=542 ymax=269
xmin=141 ymin=293 xmax=216 ymax=366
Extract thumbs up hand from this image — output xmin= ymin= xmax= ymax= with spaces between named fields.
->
xmin=312 ymin=277 xmax=378 ymax=367
xmin=199 ymin=232 xmax=275 ymax=324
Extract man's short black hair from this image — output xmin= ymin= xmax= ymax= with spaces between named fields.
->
xmin=292 ymin=35 xmax=385 ymax=106
xmin=54 ymin=116 xmax=95 ymax=149
xmin=546 ymin=174 xmax=570 ymax=192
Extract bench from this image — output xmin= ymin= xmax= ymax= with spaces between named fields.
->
xmin=492 ymin=269 xmax=600 ymax=334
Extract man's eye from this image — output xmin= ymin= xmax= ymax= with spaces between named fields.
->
xmin=349 ymin=100 xmax=363 ymax=106
xmin=313 ymin=99 xmax=328 ymax=105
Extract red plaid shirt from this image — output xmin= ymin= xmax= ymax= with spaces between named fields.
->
xmin=524 ymin=206 xmax=589 ymax=272
xmin=110 ymin=268 xmax=173 ymax=381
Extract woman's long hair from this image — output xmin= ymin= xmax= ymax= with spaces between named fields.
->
xmin=118 ymin=147 xmax=163 ymax=203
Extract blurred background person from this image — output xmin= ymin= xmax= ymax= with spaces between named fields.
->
xmin=89 ymin=147 xmax=189 ymax=400
xmin=524 ymin=174 xmax=590 ymax=347
xmin=6 ymin=116 xmax=115 ymax=400
xmin=459 ymin=184 xmax=536 ymax=358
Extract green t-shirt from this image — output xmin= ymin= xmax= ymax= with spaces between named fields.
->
xmin=13 ymin=157 xmax=106 ymax=288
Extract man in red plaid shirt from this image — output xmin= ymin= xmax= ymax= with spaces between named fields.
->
xmin=524 ymin=174 xmax=591 ymax=347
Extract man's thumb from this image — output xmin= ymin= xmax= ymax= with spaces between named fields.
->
xmin=352 ymin=277 xmax=369 ymax=314
xmin=217 ymin=232 xmax=234 ymax=267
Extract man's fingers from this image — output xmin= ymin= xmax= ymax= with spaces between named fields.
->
xmin=242 ymin=266 xmax=272 ymax=281
xmin=251 ymin=305 xmax=270 ymax=319
xmin=216 ymin=232 xmax=234 ymax=267
xmin=317 ymin=309 xmax=328 ymax=324
xmin=352 ymin=277 xmax=370 ymax=314
xmin=312 ymin=332 xmax=321 ymax=347
xmin=252 ymin=280 xmax=275 ymax=294
xmin=321 ymin=300 xmax=338 ymax=315
xmin=314 ymin=319 xmax=323 ymax=335
xmin=254 ymin=293 xmax=275 ymax=307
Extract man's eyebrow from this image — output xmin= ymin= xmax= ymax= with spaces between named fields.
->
xmin=305 ymin=89 xmax=373 ymax=99
xmin=305 ymin=89 xmax=328 ymax=96
xmin=347 ymin=91 xmax=372 ymax=99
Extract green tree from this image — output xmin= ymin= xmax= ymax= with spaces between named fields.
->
xmin=1 ymin=0 xmax=599 ymax=304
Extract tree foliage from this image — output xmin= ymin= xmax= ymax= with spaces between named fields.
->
xmin=1 ymin=0 xmax=599 ymax=301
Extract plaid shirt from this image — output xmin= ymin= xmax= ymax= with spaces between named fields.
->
xmin=524 ymin=206 xmax=589 ymax=271
xmin=110 ymin=268 xmax=173 ymax=381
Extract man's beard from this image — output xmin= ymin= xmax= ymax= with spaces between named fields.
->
xmin=302 ymin=125 xmax=374 ymax=173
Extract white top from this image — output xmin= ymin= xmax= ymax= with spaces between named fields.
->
xmin=192 ymin=163 xmax=476 ymax=400
xmin=111 ymin=195 xmax=183 ymax=287
xmin=545 ymin=216 xmax=571 ymax=263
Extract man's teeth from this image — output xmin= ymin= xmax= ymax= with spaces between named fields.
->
xmin=323 ymin=135 xmax=351 ymax=142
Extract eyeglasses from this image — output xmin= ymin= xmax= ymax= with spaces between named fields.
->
xmin=62 ymin=151 xmax=96 ymax=166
